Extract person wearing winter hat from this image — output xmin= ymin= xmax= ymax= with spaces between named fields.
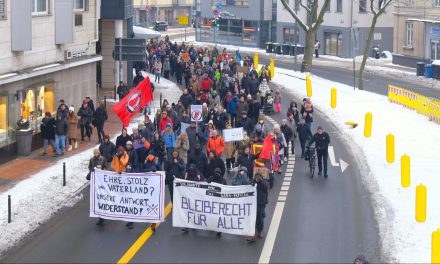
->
xmin=232 ymin=166 xmax=250 ymax=186
xmin=251 ymin=124 xmax=266 ymax=143
xmin=66 ymin=106 xmax=79 ymax=151
xmin=162 ymin=123 xmax=176 ymax=159
xmin=159 ymin=111 xmax=173 ymax=133
xmin=280 ymin=119 xmax=294 ymax=161
xmin=206 ymin=130 xmax=225 ymax=157
xmin=111 ymin=146 xmax=129 ymax=173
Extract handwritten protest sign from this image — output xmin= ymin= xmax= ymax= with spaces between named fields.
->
xmin=172 ymin=179 xmax=257 ymax=236
xmin=223 ymin=127 xmax=244 ymax=142
xmin=90 ymin=169 xmax=165 ymax=222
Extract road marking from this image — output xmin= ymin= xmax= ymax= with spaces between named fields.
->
xmin=282 ymin=181 xmax=291 ymax=186
xmin=278 ymin=196 xmax=287 ymax=202
xmin=281 ymin=186 xmax=289 ymax=191
xmin=258 ymin=201 xmax=286 ymax=264
xmin=340 ymin=159 xmax=350 ymax=173
xmin=279 ymin=191 xmax=289 ymax=196
xmin=328 ymin=146 xmax=340 ymax=167
xmin=284 ymin=177 xmax=292 ymax=181
xmin=117 ymin=202 xmax=173 ymax=264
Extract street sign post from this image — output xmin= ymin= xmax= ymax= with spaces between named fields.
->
xmin=114 ymin=38 xmax=147 ymax=62
xmin=178 ymin=16 xmax=189 ymax=41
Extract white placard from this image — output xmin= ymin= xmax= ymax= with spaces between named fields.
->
xmin=190 ymin=105 xmax=203 ymax=122
xmin=90 ymin=169 xmax=166 ymax=222
xmin=223 ymin=127 xmax=244 ymax=142
xmin=203 ymin=56 xmax=210 ymax=63
xmin=172 ymin=178 xmax=257 ymax=236
xmin=181 ymin=122 xmax=190 ymax=133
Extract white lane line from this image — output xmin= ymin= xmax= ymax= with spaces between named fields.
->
xmin=258 ymin=202 xmax=286 ymax=264
xmin=278 ymin=196 xmax=287 ymax=202
xmin=286 ymin=165 xmax=295 ymax=169
xmin=284 ymin=177 xmax=292 ymax=181
xmin=282 ymin=182 xmax=291 ymax=186
xmin=328 ymin=146 xmax=340 ymax=167
xmin=279 ymin=191 xmax=289 ymax=196
xmin=280 ymin=186 xmax=289 ymax=191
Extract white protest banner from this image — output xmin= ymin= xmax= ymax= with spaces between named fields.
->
xmin=180 ymin=122 xmax=190 ymax=133
xmin=172 ymin=179 xmax=257 ymax=236
xmin=90 ymin=169 xmax=166 ymax=223
xmin=223 ymin=127 xmax=244 ymax=142
xmin=203 ymin=56 xmax=210 ymax=63
xmin=190 ymin=105 xmax=203 ymax=122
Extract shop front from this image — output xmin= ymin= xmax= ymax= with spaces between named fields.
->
xmin=197 ymin=17 xmax=262 ymax=48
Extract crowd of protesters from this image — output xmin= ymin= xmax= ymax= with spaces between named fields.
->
xmin=87 ymin=37 xmax=331 ymax=242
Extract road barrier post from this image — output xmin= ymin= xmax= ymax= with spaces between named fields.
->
xmin=270 ymin=57 xmax=275 ymax=78
xmin=415 ymin=184 xmax=427 ymax=222
xmin=254 ymin=52 xmax=259 ymax=70
xmin=306 ymin=74 xmax=312 ymax=97
xmin=104 ymin=96 xmax=107 ymax=109
xmin=386 ymin=133 xmax=395 ymax=163
xmin=364 ymin=112 xmax=373 ymax=137
xmin=331 ymin=88 xmax=337 ymax=108
xmin=160 ymin=93 xmax=163 ymax=109
xmin=8 ymin=195 xmax=11 ymax=223
xmin=63 ymin=162 xmax=66 ymax=187
xmin=401 ymin=154 xmax=410 ymax=188
xmin=433 ymin=229 xmax=440 ymax=263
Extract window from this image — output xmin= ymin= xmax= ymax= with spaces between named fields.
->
xmin=404 ymin=0 xmax=414 ymax=5
xmin=359 ymin=0 xmax=367 ymax=13
xmin=0 ymin=0 xmax=6 ymax=20
xmin=326 ymin=0 xmax=331 ymax=12
xmin=294 ymin=0 xmax=300 ymax=11
xmin=431 ymin=41 xmax=440 ymax=60
xmin=32 ymin=0 xmax=48 ymax=15
xmin=283 ymin=28 xmax=298 ymax=44
xmin=74 ymin=0 xmax=85 ymax=11
xmin=336 ymin=0 xmax=342 ymax=12
xmin=406 ymin=22 xmax=413 ymax=47
xmin=434 ymin=0 xmax=440 ymax=7
xmin=75 ymin=14 xmax=83 ymax=26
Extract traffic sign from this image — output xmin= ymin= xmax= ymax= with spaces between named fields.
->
xmin=178 ymin=16 xmax=189 ymax=25
xmin=145 ymin=5 xmax=151 ymax=12
xmin=190 ymin=105 xmax=202 ymax=122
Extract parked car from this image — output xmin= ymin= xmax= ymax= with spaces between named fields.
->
xmin=154 ymin=21 xmax=168 ymax=31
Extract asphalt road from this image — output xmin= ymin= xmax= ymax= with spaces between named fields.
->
xmin=241 ymin=52 xmax=440 ymax=99
xmin=2 ymin=81 xmax=380 ymax=263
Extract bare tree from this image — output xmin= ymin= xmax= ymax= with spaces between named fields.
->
xmin=358 ymin=0 xmax=394 ymax=90
xmin=279 ymin=0 xmax=330 ymax=72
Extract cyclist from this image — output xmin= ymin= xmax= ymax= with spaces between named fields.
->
xmin=308 ymin=126 xmax=330 ymax=178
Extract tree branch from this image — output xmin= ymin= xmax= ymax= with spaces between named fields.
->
xmin=299 ymin=0 xmax=311 ymax=13
xmin=370 ymin=0 xmax=377 ymax=16
xmin=280 ymin=0 xmax=310 ymax=31
xmin=313 ymin=0 xmax=330 ymax=30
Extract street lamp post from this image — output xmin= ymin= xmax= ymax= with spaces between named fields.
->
xmin=294 ymin=2 xmax=298 ymax=71
xmin=350 ymin=0 xmax=356 ymax=90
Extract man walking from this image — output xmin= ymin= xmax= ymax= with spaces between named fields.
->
xmin=308 ymin=126 xmax=330 ymax=177
xmin=54 ymin=113 xmax=68 ymax=156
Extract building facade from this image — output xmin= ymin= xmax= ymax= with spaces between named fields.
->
xmin=277 ymin=0 xmax=394 ymax=58
xmin=133 ymin=0 xmax=194 ymax=28
xmin=393 ymin=0 xmax=440 ymax=67
xmin=0 ymin=0 xmax=102 ymax=155
xmin=196 ymin=0 xmax=274 ymax=48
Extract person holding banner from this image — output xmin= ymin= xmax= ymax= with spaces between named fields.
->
xmin=112 ymin=146 xmax=129 ymax=173
xmin=187 ymin=144 xmax=208 ymax=178
xmin=247 ymin=173 xmax=269 ymax=243
xmin=88 ymin=148 xmax=108 ymax=226
xmin=164 ymin=150 xmax=185 ymax=203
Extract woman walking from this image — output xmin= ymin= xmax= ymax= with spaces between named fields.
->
xmin=66 ymin=107 xmax=79 ymax=151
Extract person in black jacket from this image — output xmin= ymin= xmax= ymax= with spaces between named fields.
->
xmin=248 ymin=74 xmax=260 ymax=97
xmin=247 ymin=96 xmax=261 ymax=126
xmin=308 ymin=126 xmax=331 ymax=178
xmin=150 ymin=131 xmax=166 ymax=167
xmin=280 ymin=119 xmax=294 ymax=160
xmin=77 ymin=100 xmax=93 ymax=143
xmin=94 ymin=102 xmax=108 ymax=144
xmin=116 ymin=127 xmax=131 ymax=150
xmin=236 ymin=111 xmax=254 ymax=136
xmin=164 ymin=150 xmax=185 ymax=203
xmin=247 ymin=173 xmax=269 ymax=243
xmin=99 ymin=135 xmax=116 ymax=163
xmin=40 ymin=112 xmax=56 ymax=156
xmin=187 ymin=144 xmax=208 ymax=178
xmin=205 ymin=150 xmax=226 ymax=179
xmin=296 ymin=118 xmax=313 ymax=158
xmin=179 ymin=89 xmax=193 ymax=110
xmin=54 ymin=113 xmax=69 ymax=156
xmin=133 ymin=71 xmax=145 ymax=87
xmin=125 ymin=141 xmax=138 ymax=172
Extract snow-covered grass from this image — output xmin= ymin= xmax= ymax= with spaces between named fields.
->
xmin=0 ymin=76 xmax=181 ymax=256
xmin=273 ymin=67 xmax=440 ymax=262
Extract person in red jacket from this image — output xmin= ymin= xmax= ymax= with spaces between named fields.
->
xmin=200 ymin=74 xmax=212 ymax=93
xmin=159 ymin=111 xmax=173 ymax=133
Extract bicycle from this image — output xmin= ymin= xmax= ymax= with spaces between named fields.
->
xmin=306 ymin=146 xmax=316 ymax=178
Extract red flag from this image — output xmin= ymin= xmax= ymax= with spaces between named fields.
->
xmin=259 ymin=134 xmax=274 ymax=160
xmin=112 ymin=77 xmax=153 ymax=127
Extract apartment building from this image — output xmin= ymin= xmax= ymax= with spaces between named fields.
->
xmin=393 ymin=0 xmax=440 ymax=67
xmin=277 ymin=0 xmax=394 ymax=58
xmin=0 ymin=0 xmax=102 ymax=155
xmin=197 ymin=0 xmax=274 ymax=48
xmin=133 ymin=0 xmax=194 ymax=27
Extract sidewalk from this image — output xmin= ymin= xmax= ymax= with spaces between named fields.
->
xmin=0 ymin=76 xmax=175 ymax=193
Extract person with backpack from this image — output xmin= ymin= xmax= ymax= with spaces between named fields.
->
xmin=232 ymin=167 xmax=250 ymax=186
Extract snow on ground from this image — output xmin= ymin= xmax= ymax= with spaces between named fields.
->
xmin=0 ymin=76 xmax=181 ymax=256
xmin=273 ymin=67 xmax=440 ymax=262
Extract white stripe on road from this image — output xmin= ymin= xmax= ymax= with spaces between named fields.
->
xmin=280 ymin=186 xmax=290 ymax=191
xmin=282 ymin=182 xmax=291 ymax=186
xmin=258 ymin=202 xmax=286 ymax=264
xmin=328 ymin=146 xmax=340 ymax=167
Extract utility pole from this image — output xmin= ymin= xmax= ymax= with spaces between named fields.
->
xmin=350 ymin=0 xmax=356 ymax=90
xmin=294 ymin=1 xmax=298 ymax=72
